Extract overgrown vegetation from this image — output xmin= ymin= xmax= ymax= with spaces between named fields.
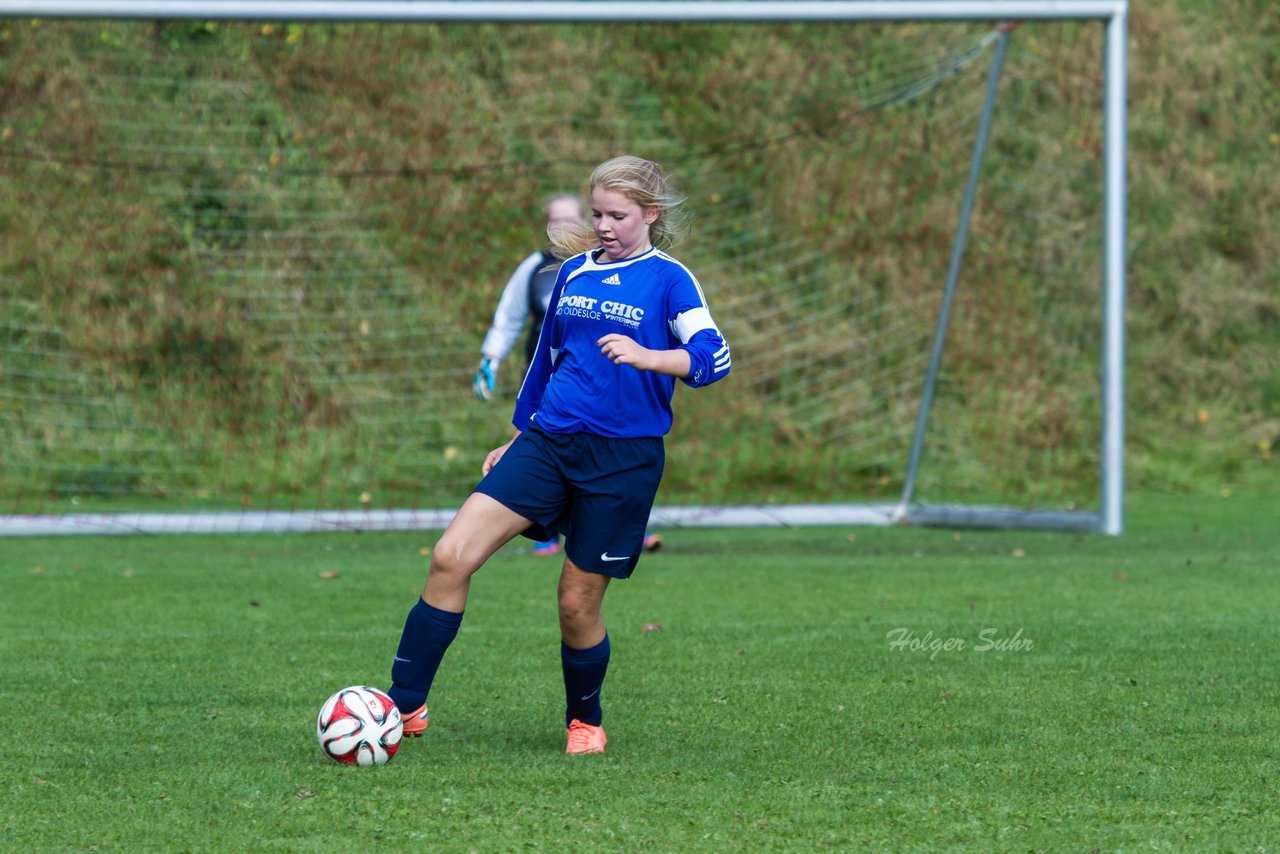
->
xmin=0 ymin=5 xmax=1276 ymax=512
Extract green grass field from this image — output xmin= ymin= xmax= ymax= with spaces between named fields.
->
xmin=3 ymin=491 xmax=1277 ymax=851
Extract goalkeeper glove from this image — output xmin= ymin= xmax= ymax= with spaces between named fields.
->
xmin=473 ymin=357 xmax=499 ymax=401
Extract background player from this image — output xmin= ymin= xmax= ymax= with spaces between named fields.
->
xmin=472 ymin=193 xmax=583 ymax=404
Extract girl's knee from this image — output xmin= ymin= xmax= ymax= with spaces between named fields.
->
xmin=559 ymin=581 xmax=604 ymax=623
xmin=558 ymin=593 xmax=590 ymax=625
xmin=430 ymin=536 xmax=479 ymax=579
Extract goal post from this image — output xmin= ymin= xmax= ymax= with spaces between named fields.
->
xmin=0 ymin=1 xmax=1129 ymax=536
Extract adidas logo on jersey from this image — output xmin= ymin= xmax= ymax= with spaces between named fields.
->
xmin=601 ymin=273 xmax=622 ymax=286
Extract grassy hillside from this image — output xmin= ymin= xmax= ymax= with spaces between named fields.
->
xmin=0 ymin=5 xmax=1276 ymax=512
xmin=1121 ymin=1 xmax=1279 ymax=491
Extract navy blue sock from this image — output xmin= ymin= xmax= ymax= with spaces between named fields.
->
xmin=562 ymin=634 xmax=611 ymax=727
xmin=388 ymin=598 xmax=463 ymax=714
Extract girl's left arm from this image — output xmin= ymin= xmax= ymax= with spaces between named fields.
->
xmin=668 ymin=275 xmax=731 ymax=388
xmin=675 ymin=330 xmax=730 ymax=387
xmin=595 ymin=308 xmax=729 ymax=385
xmin=596 ymin=335 xmax=692 ymax=378
xmin=595 ymin=269 xmax=730 ymax=387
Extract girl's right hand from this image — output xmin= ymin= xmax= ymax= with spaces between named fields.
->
xmin=482 ymin=432 xmax=520 ymax=475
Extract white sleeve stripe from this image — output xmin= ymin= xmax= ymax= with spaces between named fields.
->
xmin=672 ymin=307 xmax=719 ymax=344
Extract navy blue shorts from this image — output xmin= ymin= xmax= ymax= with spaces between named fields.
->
xmin=474 ymin=424 xmax=665 ymax=579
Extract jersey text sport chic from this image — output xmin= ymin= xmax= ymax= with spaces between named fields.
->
xmin=513 ymin=247 xmax=731 ymax=438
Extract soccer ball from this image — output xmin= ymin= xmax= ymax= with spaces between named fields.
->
xmin=316 ymin=685 xmax=403 ymax=766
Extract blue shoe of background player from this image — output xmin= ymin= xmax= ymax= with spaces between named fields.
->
xmin=533 ymin=538 xmax=561 ymax=557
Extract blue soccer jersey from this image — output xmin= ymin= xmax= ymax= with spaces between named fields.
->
xmin=513 ymin=246 xmax=731 ymax=438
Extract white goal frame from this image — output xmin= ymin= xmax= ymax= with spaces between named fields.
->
xmin=0 ymin=0 xmax=1128 ymax=536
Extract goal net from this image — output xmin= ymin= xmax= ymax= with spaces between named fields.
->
xmin=0 ymin=8 xmax=1124 ymax=535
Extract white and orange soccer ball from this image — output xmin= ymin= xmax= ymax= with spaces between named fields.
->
xmin=316 ymin=685 xmax=403 ymax=766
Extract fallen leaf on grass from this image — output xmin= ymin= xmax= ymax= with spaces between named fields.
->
xmin=318 ymin=571 xmax=340 ymax=580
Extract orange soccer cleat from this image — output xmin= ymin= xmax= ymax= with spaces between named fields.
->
xmin=401 ymin=703 xmax=429 ymax=738
xmin=565 ymin=719 xmax=607 ymax=755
